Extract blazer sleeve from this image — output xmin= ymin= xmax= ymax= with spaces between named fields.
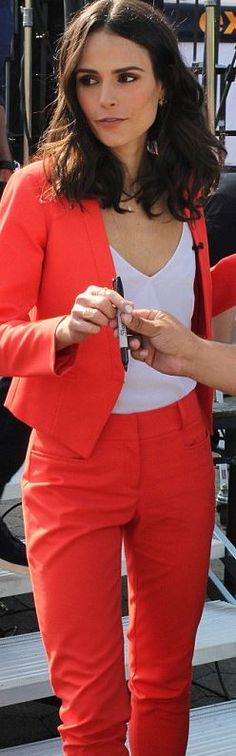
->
xmin=211 ymin=254 xmax=236 ymax=317
xmin=0 ymin=167 xmax=76 ymax=377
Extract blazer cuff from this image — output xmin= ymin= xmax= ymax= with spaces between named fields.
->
xmin=52 ymin=318 xmax=78 ymax=375
xmin=54 ymin=344 xmax=78 ymax=375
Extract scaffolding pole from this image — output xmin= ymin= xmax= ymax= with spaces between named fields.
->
xmin=204 ymin=0 xmax=217 ymax=133
xmin=22 ymin=0 xmax=33 ymax=164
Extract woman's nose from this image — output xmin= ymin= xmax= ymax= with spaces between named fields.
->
xmin=99 ymin=83 xmax=117 ymax=107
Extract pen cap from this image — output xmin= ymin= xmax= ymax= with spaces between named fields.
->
xmin=113 ymin=275 xmax=124 ymax=298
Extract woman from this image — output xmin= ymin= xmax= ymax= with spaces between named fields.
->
xmin=0 ymin=1 xmax=232 ymax=753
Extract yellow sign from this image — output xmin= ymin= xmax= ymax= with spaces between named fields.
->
xmin=199 ymin=9 xmax=236 ymax=35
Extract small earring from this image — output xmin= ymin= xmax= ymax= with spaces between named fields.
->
xmin=147 ymin=140 xmax=159 ymax=156
xmin=159 ymin=96 xmax=167 ymax=107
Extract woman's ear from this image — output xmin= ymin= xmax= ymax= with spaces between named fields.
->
xmin=158 ymin=88 xmax=167 ymax=107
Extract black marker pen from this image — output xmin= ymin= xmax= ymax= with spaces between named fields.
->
xmin=112 ymin=275 xmax=129 ymax=372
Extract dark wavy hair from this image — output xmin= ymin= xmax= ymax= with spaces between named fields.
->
xmin=37 ymin=0 xmax=225 ymax=218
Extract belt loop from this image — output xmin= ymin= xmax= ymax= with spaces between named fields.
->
xmin=177 ymin=397 xmax=187 ymax=430
xmin=177 ymin=389 xmax=197 ymax=430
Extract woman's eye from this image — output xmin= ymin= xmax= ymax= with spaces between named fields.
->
xmin=76 ymin=73 xmax=138 ymax=86
xmin=77 ymin=76 xmax=98 ymax=86
xmin=118 ymin=73 xmax=138 ymax=83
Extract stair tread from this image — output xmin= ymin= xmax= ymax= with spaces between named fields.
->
xmin=0 ymin=568 xmax=31 ymax=597
xmin=1 ymin=601 xmax=236 ymax=706
xmin=1 ymin=700 xmax=236 ymax=754
xmin=187 ymin=699 xmax=236 ymax=754
xmin=123 ymin=600 xmax=236 ymax=668
xmin=193 ymin=599 xmax=236 ymax=665
xmin=0 ymin=739 xmax=61 ymax=755
xmin=210 ymin=536 xmax=225 ymax=560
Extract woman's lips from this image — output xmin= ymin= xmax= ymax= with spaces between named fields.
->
xmin=96 ymin=118 xmax=126 ymax=126
xmin=98 ymin=117 xmax=125 ymax=121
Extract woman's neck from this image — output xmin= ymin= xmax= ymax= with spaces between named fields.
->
xmin=111 ymin=138 xmax=147 ymax=192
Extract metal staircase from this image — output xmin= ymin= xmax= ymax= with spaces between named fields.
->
xmin=1 ymin=527 xmax=236 ymax=753
xmin=1 ymin=700 xmax=236 ymax=755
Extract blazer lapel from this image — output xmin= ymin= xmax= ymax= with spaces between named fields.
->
xmin=184 ymin=208 xmax=212 ymax=340
xmin=82 ymin=200 xmax=116 ymax=289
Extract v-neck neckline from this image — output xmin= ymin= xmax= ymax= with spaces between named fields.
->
xmin=109 ymin=222 xmax=186 ymax=280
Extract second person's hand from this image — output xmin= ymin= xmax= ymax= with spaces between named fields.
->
xmin=122 ymin=308 xmax=200 ymax=377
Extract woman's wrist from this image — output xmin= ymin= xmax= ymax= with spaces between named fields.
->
xmin=55 ymin=317 xmax=74 ymax=351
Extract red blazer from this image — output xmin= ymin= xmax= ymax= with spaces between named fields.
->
xmin=0 ymin=161 xmax=235 ymax=457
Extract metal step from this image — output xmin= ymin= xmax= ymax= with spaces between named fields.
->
xmin=1 ymin=601 xmax=236 ymax=707
xmin=190 ymin=599 xmax=236 ymax=666
xmin=187 ymin=700 xmax=236 ymax=754
xmin=123 ymin=600 xmax=236 ymax=670
xmin=0 ymin=567 xmax=31 ymax=598
xmin=0 ymin=538 xmax=30 ymax=598
xmin=2 ymin=468 xmax=22 ymax=501
xmin=0 ymin=740 xmax=62 ymax=755
xmin=210 ymin=535 xmax=225 ymax=561
xmin=1 ymin=700 xmax=236 ymax=755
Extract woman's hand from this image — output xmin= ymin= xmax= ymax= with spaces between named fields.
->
xmin=122 ymin=309 xmax=200 ymax=376
xmin=55 ymin=285 xmax=133 ymax=351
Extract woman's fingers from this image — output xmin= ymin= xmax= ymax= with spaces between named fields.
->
xmin=77 ymin=286 xmax=133 ymax=321
xmin=69 ymin=316 xmax=101 ymax=335
xmin=68 ymin=286 xmax=133 ymax=336
xmin=72 ymin=303 xmax=109 ymax=330
xmin=55 ymin=286 xmax=134 ymax=350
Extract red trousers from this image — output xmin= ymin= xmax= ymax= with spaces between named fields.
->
xmin=22 ymin=389 xmax=215 ymax=756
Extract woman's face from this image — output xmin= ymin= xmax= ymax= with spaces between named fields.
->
xmin=75 ymin=30 xmax=164 ymax=157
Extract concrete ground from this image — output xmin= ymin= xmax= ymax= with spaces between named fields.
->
xmin=0 ymin=492 xmax=236 ymax=749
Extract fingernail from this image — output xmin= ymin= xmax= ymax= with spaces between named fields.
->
xmin=125 ymin=304 xmax=133 ymax=313
xmin=124 ymin=314 xmax=132 ymax=323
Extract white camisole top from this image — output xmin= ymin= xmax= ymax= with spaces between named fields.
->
xmin=111 ymin=221 xmax=196 ymax=414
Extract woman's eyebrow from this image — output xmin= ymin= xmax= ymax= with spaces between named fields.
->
xmin=76 ymin=65 xmax=145 ymax=73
